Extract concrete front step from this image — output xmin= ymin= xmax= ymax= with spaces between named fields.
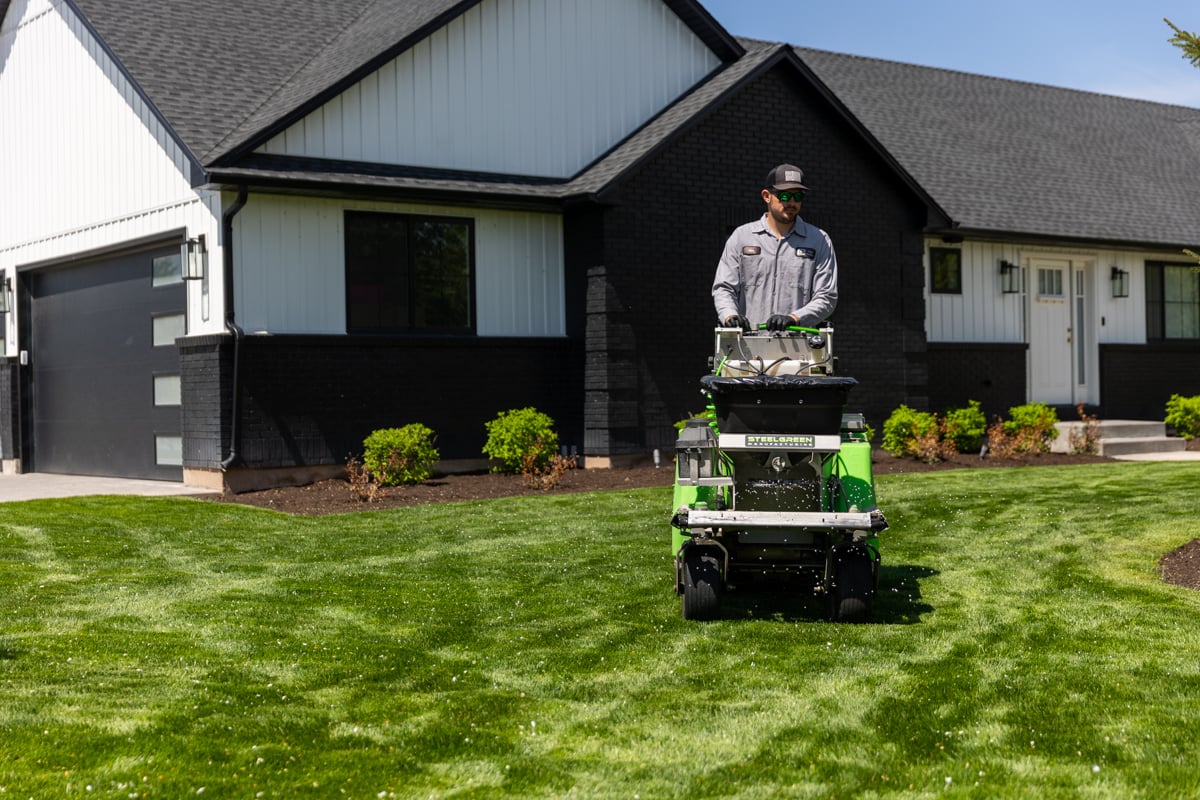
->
xmin=1098 ymin=436 xmax=1187 ymax=456
xmin=1050 ymin=419 xmax=1185 ymax=456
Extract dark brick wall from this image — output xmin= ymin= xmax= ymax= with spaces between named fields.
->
xmin=0 ymin=359 xmax=15 ymax=460
xmin=180 ymin=336 xmax=232 ymax=468
xmin=1100 ymin=343 xmax=1200 ymax=419
xmin=927 ymin=343 xmax=1028 ymax=420
xmin=181 ymin=334 xmax=582 ymax=469
xmin=585 ymin=63 xmax=930 ymax=452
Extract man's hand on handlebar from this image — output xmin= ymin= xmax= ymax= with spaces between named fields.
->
xmin=724 ymin=314 xmax=751 ymax=331
xmin=765 ymin=314 xmax=795 ymax=332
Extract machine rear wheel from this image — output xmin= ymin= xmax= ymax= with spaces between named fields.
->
xmin=681 ymin=549 xmax=722 ymax=621
xmin=829 ymin=552 xmax=874 ymax=623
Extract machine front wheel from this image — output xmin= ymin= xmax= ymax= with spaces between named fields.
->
xmin=829 ymin=551 xmax=874 ymax=623
xmin=681 ymin=549 xmax=722 ymax=621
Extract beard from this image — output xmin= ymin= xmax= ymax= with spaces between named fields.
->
xmin=768 ymin=204 xmax=798 ymax=229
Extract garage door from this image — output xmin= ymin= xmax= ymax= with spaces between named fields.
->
xmin=29 ymin=242 xmax=186 ymax=480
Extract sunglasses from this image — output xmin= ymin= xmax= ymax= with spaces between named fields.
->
xmin=772 ymin=190 xmax=806 ymax=203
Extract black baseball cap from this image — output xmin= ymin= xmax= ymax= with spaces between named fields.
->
xmin=765 ymin=164 xmax=808 ymax=191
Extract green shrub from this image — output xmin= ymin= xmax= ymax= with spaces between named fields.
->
xmin=362 ymin=424 xmax=439 ymax=486
xmin=483 ymin=407 xmax=559 ymax=474
xmin=881 ymin=404 xmax=939 ymax=457
xmin=1002 ymin=403 xmax=1059 ymax=453
xmin=941 ymin=400 xmax=987 ymax=453
xmin=1165 ymin=393 xmax=1200 ymax=439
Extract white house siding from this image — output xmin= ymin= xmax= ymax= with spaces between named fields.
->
xmin=0 ymin=0 xmax=222 ymax=349
xmin=257 ymin=0 xmax=720 ymax=178
xmin=232 ymin=194 xmax=565 ymax=337
xmin=925 ymin=238 xmax=1171 ymax=346
xmin=925 ymin=240 xmax=1026 ymax=343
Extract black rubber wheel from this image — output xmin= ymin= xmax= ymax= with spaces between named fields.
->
xmin=829 ymin=552 xmax=874 ymax=623
xmin=681 ymin=549 xmax=722 ymax=621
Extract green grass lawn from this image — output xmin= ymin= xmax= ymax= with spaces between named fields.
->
xmin=3 ymin=461 xmax=1200 ymax=798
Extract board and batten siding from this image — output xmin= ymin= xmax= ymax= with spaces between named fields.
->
xmin=232 ymin=194 xmax=565 ymax=337
xmin=925 ymin=239 xmax=1164 ymax=346
xmin=0 ymin=0 xmax=222 ymax=349
xmin=257 ymin=0 xmax=721 ymax=178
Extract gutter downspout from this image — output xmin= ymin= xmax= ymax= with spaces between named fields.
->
xmin=220 ymin=186 xmax=249 ymax=470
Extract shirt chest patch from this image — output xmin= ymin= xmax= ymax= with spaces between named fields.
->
xmin=742 ymin=246 xmax=761 ymax=256
xmin=797 ymin=247 xmax=816 ymax=259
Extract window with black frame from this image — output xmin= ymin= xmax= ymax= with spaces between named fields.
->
xmin=930 ymin=247 xmax=962 ymax=294
xmin=1146 ymin=261 xmax=1200 ymax=340
xmin=344 ymin=211 xmax=475 ymax=333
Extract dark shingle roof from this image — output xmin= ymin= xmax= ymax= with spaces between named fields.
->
xmin=795 ymin=47 xmax=1200 ymax=248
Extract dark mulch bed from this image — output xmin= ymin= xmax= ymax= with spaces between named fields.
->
xmin=201 ymin=444 xmax=1200 ymax=591
xmin=201 ymin=449 xmax=1115 ymax=515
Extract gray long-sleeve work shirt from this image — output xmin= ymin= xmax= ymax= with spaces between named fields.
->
xmin=712 ymin=214 xmax=838 ymax=328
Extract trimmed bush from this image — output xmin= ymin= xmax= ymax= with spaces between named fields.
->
xmin=362 ymin=424 xmax=439 ymax=486
xmin=881 ymin=405 xmax=939 ymax=458
xmin=942 ymin=400 xmax=987 ymax=453
xmin=1002 ymin=403 xmax=1059 ymax=453
xmin=483 ymin=407 xmax=559 ymax=474
xmin=1165 ymin=393 xmax=1200 ymax=440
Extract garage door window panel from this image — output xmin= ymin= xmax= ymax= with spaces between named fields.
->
xmin=153 ymin=313 xmax=185 ymax=347
xmin=154 ymin=374 xmax=181 ymax=406
xmin=152 ymin=253 xmax=183 ymax=287
xmin=155 ymin=435 xmax=182 ymax=466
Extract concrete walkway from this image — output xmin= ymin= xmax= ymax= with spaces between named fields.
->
xmin=1110 ymin=450 xmax=1200 ymax=462
xmin=0 ymin=473 xmax=214 ymax=503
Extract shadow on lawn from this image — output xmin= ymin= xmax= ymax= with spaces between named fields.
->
xmin=714 ymin=564 xmax=937 ymax=624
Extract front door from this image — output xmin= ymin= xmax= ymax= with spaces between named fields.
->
xmin=1028 ymin=257 xmax=1090 ymax=405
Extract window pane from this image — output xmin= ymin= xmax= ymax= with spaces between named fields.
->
xmin=1163 ymin=265 xmax=1200 ymax=338
xmin=1146 ymin=264 xmax=1164 ymax=338
xmin=155 ymin=435 xmax=182 ymax=466
xmin=153 ymin=313 xmax=185 ymax=346
xmin=1038 ymin=268 xmax=1063 ymax=298
xmin=346 ymin=212 xmax=410 ymax=330
xmin=930 ymin=248 xmax=961 ymax=294
xmin=345 ymin=211 xmax=473 ymax=333
xmin=154 ymin=374 xmax=181 ymax=406
xmin=412 ymin=220 xmax=471 ymax=327
xmin=153 ymin=253 xmax=183 ymax=286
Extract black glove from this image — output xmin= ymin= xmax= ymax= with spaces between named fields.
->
xmin=724 ymin=315 xmax=751 ymax=331
xmin=766 ymin=314 xmax=794 ymax=332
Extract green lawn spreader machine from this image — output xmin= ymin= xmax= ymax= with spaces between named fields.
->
xmin=670 ymin=325 xmax=888 ymax=622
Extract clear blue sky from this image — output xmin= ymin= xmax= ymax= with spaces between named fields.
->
xmin=700 ymin=1 xmax=1200 ymax=107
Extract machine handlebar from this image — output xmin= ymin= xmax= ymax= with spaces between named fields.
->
xmin=753 ymin=324 xmax=821 ymax=335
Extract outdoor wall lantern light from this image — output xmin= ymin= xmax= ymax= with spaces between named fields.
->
xmin=999 ymin=260 xmax=1020 ymax=294
xmin=0 ymin=276 xmax=11 ymax=314
xmin=1111 ymin=266 xmax=1130 ymax=298
xmin=183 ymin=234 xmax=208 ymax=281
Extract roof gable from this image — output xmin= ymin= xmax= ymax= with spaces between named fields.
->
xmin=253 ymin=0 xmax=724 ymax=179
xmin=796 ymin=47 xmax=1200 ymax=247
xmin=67 ymin=0 xmax=741 ymax=169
